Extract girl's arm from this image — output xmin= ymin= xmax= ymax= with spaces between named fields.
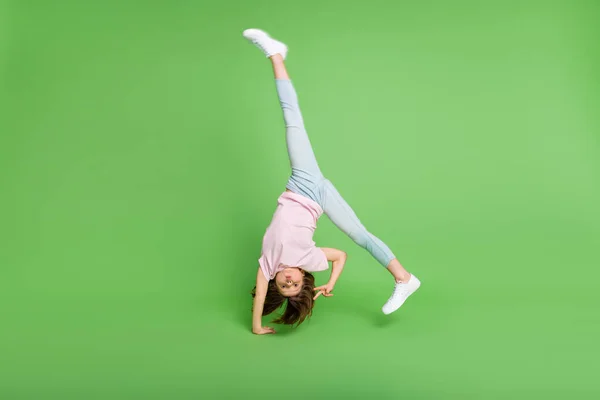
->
xmin=314 ymin=248 xmax=347 ymax=299
xmin=252 ymin=268 xmax=276 ymax=335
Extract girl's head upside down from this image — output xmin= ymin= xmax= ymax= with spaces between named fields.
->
xmin=251 ymin=268 xmax=315 ymax=327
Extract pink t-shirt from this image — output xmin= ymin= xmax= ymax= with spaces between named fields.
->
xmin=258 ymin=191 xmax=329 ymax=280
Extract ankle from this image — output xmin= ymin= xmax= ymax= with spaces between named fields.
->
xmin=395 ymin=273 xmax=411 ymax=284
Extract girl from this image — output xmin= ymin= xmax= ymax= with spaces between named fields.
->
xmin=244 ymin=29 xmax=421 ymax=335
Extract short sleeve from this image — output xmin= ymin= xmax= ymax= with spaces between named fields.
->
xmin=258 ymin=255 xmax=273 ymax=281
xmin=300 ymin=247 xmax=329 ymax=273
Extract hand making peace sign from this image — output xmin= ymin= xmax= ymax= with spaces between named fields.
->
xmin=313 ymin=282 xmax=335 ymax=300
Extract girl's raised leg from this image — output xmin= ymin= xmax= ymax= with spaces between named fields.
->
xmin=270 ymin=54 xmax=325 ymax=202
xmin=270 ymin=54 xmax=324 ymax=181
xmin=270 ymin=54 xmax=289 ymax=80
xmin=244 ymin=29 xmax=324 ymax=201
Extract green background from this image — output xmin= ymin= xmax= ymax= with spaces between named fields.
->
xmin=1 ymin=0 xmax=599 ymax=398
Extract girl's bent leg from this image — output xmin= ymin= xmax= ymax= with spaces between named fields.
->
xmin=386 ymin=258 xmax=411 ymax=283
xmin=322 ymin=179 xmax=411 ymax=283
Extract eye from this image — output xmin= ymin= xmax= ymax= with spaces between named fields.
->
xmin=294 ymin=284 xmax=299 ymax=287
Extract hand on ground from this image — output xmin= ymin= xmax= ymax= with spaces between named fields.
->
xmin=253 ymin=326 xmax=276 ymax=335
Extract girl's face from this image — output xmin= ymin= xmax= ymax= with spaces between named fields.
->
xmin=275 ymin=267 xmax=304 ymax=297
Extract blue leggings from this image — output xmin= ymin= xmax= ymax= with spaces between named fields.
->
xmin=276 ymin=79 xmax=396 ymax=267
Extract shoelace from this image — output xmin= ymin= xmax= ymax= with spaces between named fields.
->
xmin=390 ymin=282 xmax=409 ymax=300
xmin=252 ymin=38 xmax=271 ymax=53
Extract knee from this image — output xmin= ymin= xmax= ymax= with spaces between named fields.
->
xmin=283 ymin=110 xmax=303 ymax=128
xmin=348 ymin=229 xmax=369 ymax=248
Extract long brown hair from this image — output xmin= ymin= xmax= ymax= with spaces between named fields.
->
xmin=251 ymin=272 xmax=316 ymax=326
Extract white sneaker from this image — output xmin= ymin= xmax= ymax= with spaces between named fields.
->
xmin=242 ymin=28 xmax=288 ymax=60
xmin=382 ymin=275 xmax=421 ymax=315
